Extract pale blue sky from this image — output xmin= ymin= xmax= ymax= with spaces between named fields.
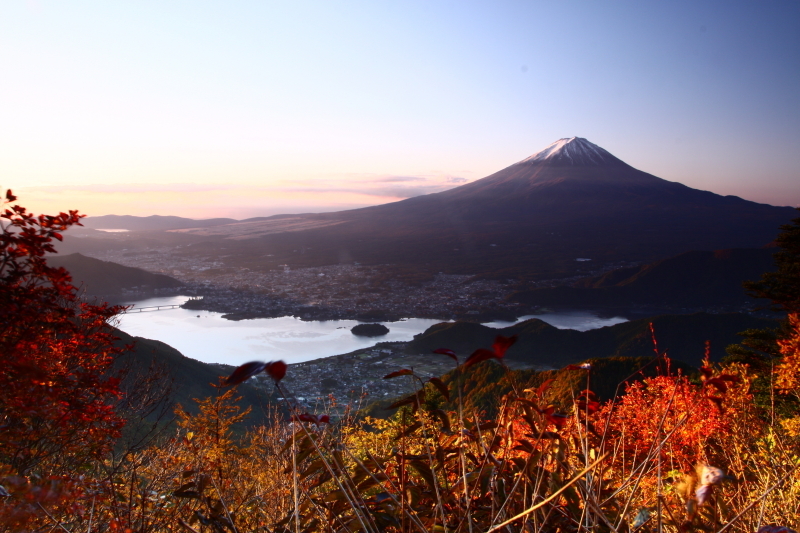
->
xmin=2 ymin=1 xmax=799 ymax=217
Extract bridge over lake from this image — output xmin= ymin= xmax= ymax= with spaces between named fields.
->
xmin=127 ymin=304 xmax=182 ymax=313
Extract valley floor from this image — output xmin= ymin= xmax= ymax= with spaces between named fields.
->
xmin=211 ymin=341 xmax=542 ymax=418
xmin=89 ymin=246 xmax=661 ymax=322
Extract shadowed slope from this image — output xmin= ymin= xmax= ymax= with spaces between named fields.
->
xmin=510 ymin=248 xmax=778 ymax=307
xmin=408 ymin=312 xmax=776 ymax=368
xmin=48 ymin=253 xmax=183 ymax=296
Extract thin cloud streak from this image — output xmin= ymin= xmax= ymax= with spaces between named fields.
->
xmin=20 ymin=174 xmax=470 ymax=199
xmin=16 ymin=173 xmax=474 ymax=218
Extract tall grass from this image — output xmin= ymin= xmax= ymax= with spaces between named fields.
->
xmin=3 ymin=334 xmax=800 ymax=533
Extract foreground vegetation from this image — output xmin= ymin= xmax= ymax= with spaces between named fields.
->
xmin=2 ymin=191 xmax=800 ymax=532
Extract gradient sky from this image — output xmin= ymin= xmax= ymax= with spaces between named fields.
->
xmin=2 ymin=1 xmax=799 ymax=219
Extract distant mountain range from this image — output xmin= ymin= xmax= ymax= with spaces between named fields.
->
xmin=510 ymin=247 xmax=777 ymax=309
xmin=47 ymin=253 xmax=183 ymax=296
xmin=82 ymin=215 xmax=241 ymax=231
xmin=78 ymin=137 xmax=797 ymax=279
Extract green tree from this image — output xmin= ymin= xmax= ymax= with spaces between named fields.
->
xmin=725 ymin=208 xmax=800 ymax=408
xmin=744 ymin=208 xmax=800 ymax=315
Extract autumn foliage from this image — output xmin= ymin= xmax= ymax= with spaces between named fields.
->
xmin=0 ymin=190 xmax=126 ymax=526
xmin=2 ymin=194 xmax=800 ymax=532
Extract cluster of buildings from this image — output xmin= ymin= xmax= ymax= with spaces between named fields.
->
xmin=88 ymin=247 xmax=526 ymax=320
xmin=87 ymin=246 xmax=636 ymax=321
xmin=237 ymin=343 xmax=458 ymax=417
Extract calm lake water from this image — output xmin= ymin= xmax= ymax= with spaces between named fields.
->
xmin=116 ymin=296 xmax=628 ymax=366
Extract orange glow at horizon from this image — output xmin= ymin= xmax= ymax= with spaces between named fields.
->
xmin=12 ymin=182 xmax=458 ymax=219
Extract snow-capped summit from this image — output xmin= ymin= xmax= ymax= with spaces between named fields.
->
xmin=521 ymin=137 xmax=621 ymax=166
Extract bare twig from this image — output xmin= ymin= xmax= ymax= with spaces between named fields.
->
xmin=716 ymin=463 xmax=800 ymax=533
xmin=486 ymin=453 xmax=609 ymax=533
xmin=36 ymin=502 xmax=71 ymax=533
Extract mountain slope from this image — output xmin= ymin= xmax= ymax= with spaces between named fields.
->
xmin=510 ymin=248 xmax=777 ymax=308
xmin=408 ymin=312 xmax=775 ymax=368
xmin=47 ymin=253 xmax=183 ymax=296
xmin=83 ymin=215 xmax=239 ymax=231
xmin=168 ymin=137 xmax=795 ymax=278
xmin=114 ymin=329 xmax=274 ymax=423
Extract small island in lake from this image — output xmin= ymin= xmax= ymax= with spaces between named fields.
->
xmin=351 ymin=323 xmax=390 ymax=337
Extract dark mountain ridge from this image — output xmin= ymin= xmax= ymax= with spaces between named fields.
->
xmin=47 ymin=253 xmax=183 ymax=296
xmin=114 ymin=329 xmax=273 ymax=424
xmin=82 ymin=215 xmax=239 ymax=231
xmin=409 ymin=312 xmax=775 ymax=368
xmin=510 ymin=247 xmax=777 ymax=308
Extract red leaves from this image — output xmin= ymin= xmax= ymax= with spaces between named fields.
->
xmin=291 ymin=413 xmax=330 ymax=425
xmin=464 ymin=348 xmax=496 ymax=368
xmin=0 ymin=190 xmax=125 ymax=477
xmin=565 ymin=363 xmax=592 ymax=371
xmin=383 ymin=369 xmax=413 ymax=379
xmin=702 ymin=374 xmax=741 ymax=393
xmin=225 ymin=360 xmax=287 ymax=386
xmin=224 ymin=362 xmax=267 ymax=386
xmin=537 ymin=405 xmax=569 ymax=428
xmin=576 ymin=389 xmax=600 ymax=413
xmin=266 ymin=361 xmax=287 ymax=382
xmin=492 ymin=335 xmax=517 ymax=358
xmin=516 ymin=397 xmax=569 ymax=430
xmin=463 ymin=335 xmax=518 ymax=368
xmin=576 ymin=399 xmax=601 ymax=414
xmin=546 ymin=413 xmax=569 ymax=428
xmin=433 ymin=348 xmax=458 ymax=364
xmin=699 ymin=364 xmax=742 ymax=409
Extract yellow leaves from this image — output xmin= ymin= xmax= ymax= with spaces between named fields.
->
xmin=780 ymin=416 xmax=800 ymax=438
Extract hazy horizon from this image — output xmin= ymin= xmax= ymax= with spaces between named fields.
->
xmin=3 ymin=1 xmax=799 ymax=218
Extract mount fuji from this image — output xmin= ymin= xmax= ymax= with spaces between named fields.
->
xmin=174 ymin=137 xmax=798 ymax=278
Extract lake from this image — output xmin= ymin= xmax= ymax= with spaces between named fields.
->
xmin=116 ymin=296 xmax=628 ymax=365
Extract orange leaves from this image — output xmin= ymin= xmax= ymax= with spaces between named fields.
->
xmin=594 ymin=370 xmax=740 ymax=471
xmin=699 ymin=360 xmax=744 ymax=408
xmin=775 ymin=313 xmax=800 ymax=394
